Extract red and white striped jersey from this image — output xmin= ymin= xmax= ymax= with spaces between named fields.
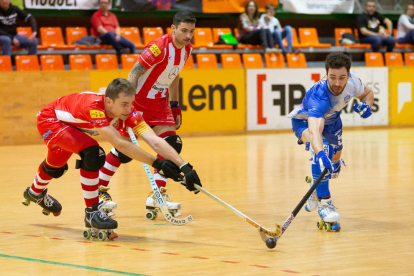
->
xmin=137 ymin=33 xmax=192 ymax=99
xmin=39 ymin=92 xmax=150 ymax=137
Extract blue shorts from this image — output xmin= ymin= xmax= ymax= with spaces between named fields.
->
xmin=291 ymin=118 xmax=343 ymax=151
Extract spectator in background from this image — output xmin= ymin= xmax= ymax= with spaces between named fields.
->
xmin=91 ymin=0 xmax=135 ymax=55
xmin=238 ymin=0 xmax=279 ymax=53
xmin=0 ymin=0 xmax=37 ymax=57
xmin=259 ymin=4 xmax=295 ymax=54
xmin=356 ymin=0 xmax=395 ymax=52
xmin=397 ymin=4 xmax=414 ymax=45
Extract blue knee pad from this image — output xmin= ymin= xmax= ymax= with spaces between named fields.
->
xmin=311 ymin=139 xmax=334 ymax=198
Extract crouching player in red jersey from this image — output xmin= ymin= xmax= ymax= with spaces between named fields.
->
xmin=98 ymin=11 xmax=197 ymax=219
xmin=22 ymin=78 xmax=202 ymax=240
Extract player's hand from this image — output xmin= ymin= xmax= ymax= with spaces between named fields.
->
xmin=12 ymin=38 xmax=20 ymax=47
xmin=180 ymin=163 xmax=201 ymax=194
xmin=152 ymin=158 xmax=183 ymax=182
xmin=317 ymin=151 xmax=333 ymax=174
xmin=353 ymin=102 xmax=372 ymax=118
xmin=115 ymin=35 xmax=121 ymax=41
xmin=170 ymin=101 xmax=182 ymax=130
xmin=28 ymin=33 xmax=36 ymax=43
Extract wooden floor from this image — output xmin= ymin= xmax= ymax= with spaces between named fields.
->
xmin=1 ymin=128 xmax=414 ymax=276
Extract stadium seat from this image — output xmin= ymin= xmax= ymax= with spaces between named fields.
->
xmin=334 ymin=28 xmax=371 ymax=48
xmin=121 ymin=54 xmax=139 ymax=70
xmin=286 ymin=53 xmax=307 ymax=68
xmin=193 ymin=28 xmax=232 ymax=49
xmin=265 ymin=53 xmax=285 ymax=68
xmin=393 ymin=29 xmax=414 ymax=49
xmin=404 ymin=53 xmax=414 ymax=66
xmin=166 ymin=27 xmax=172 ymax=34
xmin=69 ymin=54 xmax=93 ymax=70
xmin=183 ymin=54 xmax=194 ymax=69
xmin=95 ymin=54 xmax=118 ymax=70
xmin=40 ymin=27 xmax=74 ymax=49
xmin=242 ymin=54 xmax=263 ymax=68
xmin=385 ymin=53 xmax=403 ymax=66
xmin=221 ymin=54 xmax=242 ymax=69
xmin=143 ymin=27 xmax=164 ymax=45
xmin=16 ymin=27 xmax=32 ymax=36
xmin=196 ymin=54 xmax=218 ymax=69
xmin=120 ymin=27 xmax=144 ymax=48
xmin=40 ymin=55 xmax=64 ymax=71
xmin=66 ymin=27 xmax=101 ymax=49
xmin=212 ymin=28 xmax=232 ymax=43
xmin=15 ymin=55 xmax=39 ymax=71
xmin=298 ymin=28 xmax=331 ymax=48
xmin=0 ymin=55 xmax=12 ymax=71
xmin=365 ymin=53 xmax=384 ymax=67
xmin=283 ymin=27 xmax=304 ymax=48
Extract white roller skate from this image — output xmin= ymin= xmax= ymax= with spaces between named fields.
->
xmin=99 ymin=186 xmax=117 ymax=217
xmin=304 ymin=176 xmax=318 ymax=212
xmin=145 ymin=187 xmax=181 ymax=220
xmin=317 ymin=197 xmax=341 ymax=232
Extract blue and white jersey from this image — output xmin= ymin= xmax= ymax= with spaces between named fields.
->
xmin=287 ymin=73 xmax=365 ymax=125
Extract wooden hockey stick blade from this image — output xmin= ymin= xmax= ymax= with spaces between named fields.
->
xmin=194 ymin=184 xmax=282 ymax=239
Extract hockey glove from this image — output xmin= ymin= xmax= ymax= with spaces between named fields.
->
xmin=170 ymin=101 xmax=182 ymax=130
xmin=317 ymin=151 xmax=334 ymax=174
xmin=152 ymin=158 xmax=183 ymax=182
xmin=353 ymin=102 xmax=372 ymax=119
xmin=180 ymin=163 xmax=201 ymax=194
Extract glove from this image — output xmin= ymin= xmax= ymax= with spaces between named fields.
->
xmin=317 ymin=151 xmax=333 ymax=174
xmin=152 ymin=158 xmax=183 ymax=182
xmin=170 ymin=101 xmax=182 ymax=130
xmin=180 ymin=163 xmax=201 ymax=194
xmin=353 ymin=102 xmax=372 ymax=119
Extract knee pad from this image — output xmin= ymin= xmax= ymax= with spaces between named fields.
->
xmin=75 ymin=146 xmax=106 ymax=171
xmin=163 ymin=135 xmax=182 ymax=154
xmin=41 ymin=160 xmax=68 ymax=179
xmin=111 ymin=148 xmax=132 ymax=164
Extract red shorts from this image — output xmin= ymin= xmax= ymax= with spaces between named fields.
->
xmin=134 ymin=96 xmax=175 ymax=127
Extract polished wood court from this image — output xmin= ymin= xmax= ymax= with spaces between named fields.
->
xmin=1 ymin=128 xmax=414 ymax=275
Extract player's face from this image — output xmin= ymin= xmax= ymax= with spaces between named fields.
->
xmin=99 ymin=0 xmax=110 ymax=11
xmin=247 ymin=1 xmax=257 ymax=16
xmin=172 ymin=22 xmax=195 ymax=47
xmin=0 ymin=0 xmax=11 ymax=9
xmin=327 ymin=67 xmax=349 ymax=95
xmin=106 ymin=92 xmax=135 ymax=120
xmin=265 ymin=8 xmax=275 ymax=17
xmin=365 ymin=2 xmax=376 ymax=15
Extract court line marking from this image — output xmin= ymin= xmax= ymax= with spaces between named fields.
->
xmin=0 ymin=254 xmax=150 ymax=276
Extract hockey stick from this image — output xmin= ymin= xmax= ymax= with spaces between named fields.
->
xmin=194 ymin=184 xmax=282 ymax=241
xmin=264 ymin=168 xmax=328 ymax=245
xmin=127 ymin=127 xmax=193 ymax=226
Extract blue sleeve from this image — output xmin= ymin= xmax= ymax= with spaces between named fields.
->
xmin=306 ymin=92 xmax=330 ymax=118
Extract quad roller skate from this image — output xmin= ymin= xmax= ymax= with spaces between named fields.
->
xmin=317 ymin=198 xmax=341 ymax=232
xmin=22 ymin=187 xmax=62 ymax=216
xmin=98 ymin=186 xmax=117 ymax=217
xmin=304 ymin=176 xmax=318 ymax=212
xmin=83 ymin=201 xmax=118 ymax=241
xmin=145 ymin=187 xmax=181 ymax=220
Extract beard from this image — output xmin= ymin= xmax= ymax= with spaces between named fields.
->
xmin=328 ymin=82 xmax=345 ymax=95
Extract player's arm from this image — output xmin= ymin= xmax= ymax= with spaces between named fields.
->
xmin=353 ymin=86 xmax=374 ymax=119
xmin=169 ymin=74 xmax=182 ymax=130
xmin=308 ymin=117 xmax=325 ymax=155
xmin=169 ymin=74 xmax=179 ymax=101
xmin=355 ymin=86 xmax=374 ymax=106
xmin=128 ymin=62 xmax=148 ymax=90
xmin=359 ymin=27 xmax=380 ymax=37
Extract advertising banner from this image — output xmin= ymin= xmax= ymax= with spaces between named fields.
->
xmin=283 ymin=0 xmax=355 ymax=14
xmin=24 ymin=0 xmax=102 ymax=9
xmin=202 ymin=0 xmax=278 ymax=13
xmin=389 ymin=67 xmax=414 ymax=125
xmin=247 ymin=67 xmax=388 ymax=131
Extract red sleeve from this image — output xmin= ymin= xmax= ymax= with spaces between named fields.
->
xmin=113 ymin=14 xmax=120 ymax=28
xmin=126 ymin=110 xmax=151 ymax=136
xmin=91 ymin=12 xmax=102 ymax=29
xmin=138 ymin=40 xmax=165 ymax=70
xmin=84 ymin=108 xmax=110 ymax=128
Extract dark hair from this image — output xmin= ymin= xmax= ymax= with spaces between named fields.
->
xmin=365 ymin=0 xmax=375 ymax=6
xmin=105 ymin=78 xmax=135 ymax=101
xmin=245 ymin=1 xmax=259 ymax=20
xmin=173 ymin=11 xmax=197 ymax=27
xmin=325 ymin=52 xmax=351 ymax=73
xmin=265 ymin=4 xmax=275 ymax=10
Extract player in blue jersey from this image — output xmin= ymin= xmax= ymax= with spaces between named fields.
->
xmin=287 ymin=52 xmax=374 ymax=231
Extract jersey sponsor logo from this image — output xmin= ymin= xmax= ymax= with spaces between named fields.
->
xmin=90 ymin=110 xmax=106 ymax=119
xmin=168 ymin=66 xmax=180 ymax=79
xmin=152 ymin=84 xmax=165 ymax=92
xmin=42 ymin=130 xmax=52 ymax=140
xmin=133 ymin=111 xmax=138 ymax=116
xmin=143 ymin=49 xmax=148 ymax=55
xmin=149 ymin=44 xmax=161 ymax=57
xmin=112 ymin=119 xmax=119 ymax=129
xmin=344 ymin=95 xmax=351 ymax=105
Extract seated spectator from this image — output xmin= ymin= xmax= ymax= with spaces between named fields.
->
xmin=0 ymin=0 xmax=38 ymax=57
xmin=91 ymin=0 xmax=135 ymax=55
xmin=397 ymin=4 xmax=414 ymax=45
xmin=357 ymin=0 xmax=395 ymax=52
xmin=238 ymin=0 xmax=279 ymax=53
xmin=259 ymin=4 xmax=295 ymax=53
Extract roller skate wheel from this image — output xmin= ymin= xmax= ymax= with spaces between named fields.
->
xmin=83 ymin=229 xmax=92 ymax=239
xmin=317 ymin=220 xmax=324 ymax=230
xmin=53 ymin=212 xmax=61 ymax=217
xmin=325 ymin=222 xmax=332 ymax=232
xmin=42 ymin=209 xmax=51 ymax=216
xmin=305 ymin=176 xmax=312 ymax=183
xmin=145 ymin=211 xmax=156 ymax=220
xmin=108 ymin=232 xmax=118 ymax=240
xmin=98 ymin=230 xmax=107 ymax=241
xmin=22 ymin=199 xmax=30 ymax=206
